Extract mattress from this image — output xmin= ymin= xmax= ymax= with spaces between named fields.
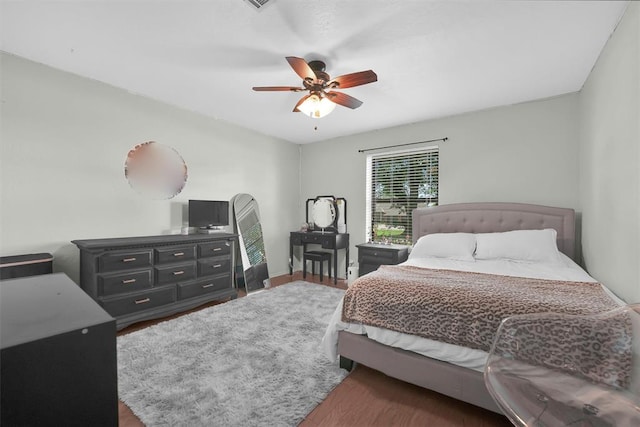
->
xmin=320 ymin=253 xmax=624 ymax=371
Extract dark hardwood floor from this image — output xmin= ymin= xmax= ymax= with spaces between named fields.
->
xmin=300 ymin=365 xmax=511 ymax=427
xmin=118 ymin=272 xmax=511 ymax=427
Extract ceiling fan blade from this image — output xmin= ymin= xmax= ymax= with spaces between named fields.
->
xmin=252 ymin=86 xmax=305 ymax=92
xmin=328 ymin=70 xmax=377 ymax=89
xmin=292 ymin=94 xmax=312 ymax=112
xmin=286 ymin=57 xmax=316 ymax=81
xmin=325 ymin=91 xmax=363 ymax=109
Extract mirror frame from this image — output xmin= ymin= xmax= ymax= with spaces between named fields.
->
xmin=305 ymin=195 xmax=347 ymax=233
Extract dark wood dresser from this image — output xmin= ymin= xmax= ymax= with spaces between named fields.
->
xmin=72 ymin=233 xmax=237 ymax=330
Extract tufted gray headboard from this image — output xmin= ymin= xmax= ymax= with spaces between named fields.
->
xmin=412 ymin=203 xmax=576 ymax=261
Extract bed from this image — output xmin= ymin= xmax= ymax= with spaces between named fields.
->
xmin=321 ymin=202 xmax=625 ymax=414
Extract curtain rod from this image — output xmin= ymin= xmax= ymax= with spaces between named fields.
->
xmin=358 ymin=137 xmax=448 ymax=153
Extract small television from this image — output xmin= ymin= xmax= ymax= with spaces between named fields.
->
xmin=188 ymin=200 xmax=230 ymax=229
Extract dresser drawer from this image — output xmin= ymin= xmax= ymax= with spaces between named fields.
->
xmin=197 ymin=257 xmax=231 ymax=277
xmin=302 ymin=233 xmax=326 ymax=244
xmin=177 ymin=275 xmax=231 ymax=300
xmin=154 ymin=262 xmax=196 ymax=285
xmin=101 ymin=287 xmax=176 ymax=318
xmin=197 ymin=241 xmax=231 ymax=258
xmin=358 ymin=249 xmax=396 ymax=263
xmin=99 ymin=250 xmax=152 ymax=272
xmin=99 ymin=269 xmax=152 ymax=296
xmin=154 ymin=245 xmax=196 ymax=264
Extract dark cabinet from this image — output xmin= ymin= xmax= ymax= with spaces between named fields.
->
xmin=357 ymin=243 xmax=409 ymax=276
xmin=73 ymin=233 xmax=237 ymax=330
xmin=1 ymin=273 xmax=117 ymax=426
xmin=0 ymin=253 xmax=53 ymax=279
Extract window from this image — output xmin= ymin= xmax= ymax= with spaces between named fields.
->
xmin=366 ymin=148 xmax=439 ymax=244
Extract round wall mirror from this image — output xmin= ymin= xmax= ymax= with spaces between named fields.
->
xmin=124 ymin=141 xmax=187 ymax=199
xmin=312 ymin=198 xmax=337 ymax=229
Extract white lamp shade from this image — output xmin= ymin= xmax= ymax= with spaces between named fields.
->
xmin=297 ymin=94 xmax=337 ymax=118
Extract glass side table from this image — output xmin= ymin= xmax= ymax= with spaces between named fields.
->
xmin=484 ymin=304 xmax=640 ymax=426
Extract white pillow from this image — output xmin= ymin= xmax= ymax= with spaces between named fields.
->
xmin=409 ymin=233 xmax=476 ymax=261
xmin=474 ymin=229 xmax=562 ymax=263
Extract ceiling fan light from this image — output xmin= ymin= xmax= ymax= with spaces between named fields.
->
xmin=297 ymin=94 xmax=336 ymax=119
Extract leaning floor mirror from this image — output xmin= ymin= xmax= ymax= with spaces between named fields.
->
xmin=232 ymin=193 xmax=269 ymax=293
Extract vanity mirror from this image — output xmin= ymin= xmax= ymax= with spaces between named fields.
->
xmin=306 ymin=196 xmax=347 ymax=233
xmin=312 ymin=198 xmax=336 ymax=229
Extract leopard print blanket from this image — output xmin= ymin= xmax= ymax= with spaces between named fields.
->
xmin=342 ymin=265 xmax=632 ymax=388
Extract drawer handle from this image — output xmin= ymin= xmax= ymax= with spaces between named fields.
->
xmin=122 ymin=279 xmax=137 ymax=284
xmin=202 ymin=283 xmax=214 ymax=289
xmin=122 ymin=257 xmax=137 ymax=262
xmin=212 ymin=247 xmax=222 ymax=252
xmin=173 ymin=252 xmax=185 ymax=257
xmin=134 ymin=298 xmax=150 ymax=305
xmin=212 ymin=264 xmax=222 ymax=268
xmin=173 ymin=270 xmax=185 ymax=276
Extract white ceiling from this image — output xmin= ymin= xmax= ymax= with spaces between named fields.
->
xmin=0 ymin=0 xmax=629 ymax=144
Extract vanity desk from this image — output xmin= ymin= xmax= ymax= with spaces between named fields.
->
xmin=289 ymin=231 xmax=349 ymax=285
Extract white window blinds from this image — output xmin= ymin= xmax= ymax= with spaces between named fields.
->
xmin=365 ymin=148 xmax=439 ymax=244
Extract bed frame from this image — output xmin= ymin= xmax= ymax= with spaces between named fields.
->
xmin=338 ymin=202 xmax=577 ymax=414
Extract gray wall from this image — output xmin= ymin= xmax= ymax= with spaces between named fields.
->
xmin=0 ymin=53 xmax=301 ymax=283
xmin=301 ymin=94 xmax=580 ymax=278
xmin=579 ymin=2 xmax=639 ymax=303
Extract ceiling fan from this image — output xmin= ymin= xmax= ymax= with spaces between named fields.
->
xmin=252 ymin=57 xmax=377 ymax=118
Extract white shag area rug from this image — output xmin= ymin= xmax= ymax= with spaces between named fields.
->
xmin=117 ymin=281 xmax=347 ymax=427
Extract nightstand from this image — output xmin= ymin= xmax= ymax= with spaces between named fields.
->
xmin=356 ymin=243 xmax=410 ymax=276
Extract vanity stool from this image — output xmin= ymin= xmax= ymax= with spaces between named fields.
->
xmin=303 ymin=251 xmax=332 ymax=282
